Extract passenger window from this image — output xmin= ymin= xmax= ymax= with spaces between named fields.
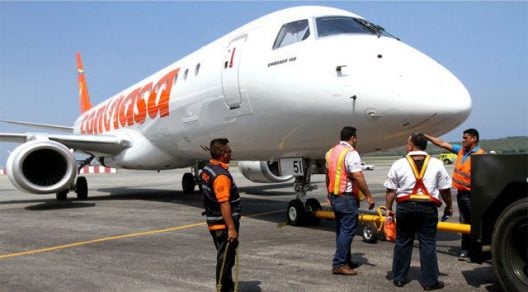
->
xmin=273 ymin=19 xmax=310 ymax=49
xmin=195 ymin=63 xmax=201 ymax=76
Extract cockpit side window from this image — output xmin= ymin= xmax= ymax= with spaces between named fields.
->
xmin=273 ymin=19 xmax=310 ymax=49
xmin=316 ymin=16 xmax=394 ymax=39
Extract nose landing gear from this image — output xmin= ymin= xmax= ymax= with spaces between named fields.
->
xmin=286 ymin=159 xmax=323 ymax=226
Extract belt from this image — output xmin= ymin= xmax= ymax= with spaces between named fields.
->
xmin=329 ymin=192 xmax=355 ymax=197
xmin=399 ymin=201 xmax=437 ymax=207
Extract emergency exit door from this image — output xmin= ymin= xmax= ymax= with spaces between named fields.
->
xmin=222 ymin=35 xmax=247 ymax=109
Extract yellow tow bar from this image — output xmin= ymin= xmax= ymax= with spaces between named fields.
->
xmin=313 ymin=209 xmax=470 ymax=234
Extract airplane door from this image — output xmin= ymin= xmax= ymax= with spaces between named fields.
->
xmin=222 ymin=35 xmax=247 ymax=109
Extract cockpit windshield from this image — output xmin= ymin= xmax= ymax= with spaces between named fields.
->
xmin=273 ymin=19 xmax=310 ymax=49
xmin=316 ymin=16 xmax=396 ymax=39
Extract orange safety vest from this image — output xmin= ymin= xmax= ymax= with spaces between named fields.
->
xmin=396 ymin=155 xmax=442 ymax=206
xmin=452 ymin=147 xmax=486 ymax=191
xmin=325 ymin=144 xmax=359 ymax=199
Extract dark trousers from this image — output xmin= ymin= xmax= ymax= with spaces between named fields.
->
xmin=457 ymin=190 xmax=471 ymax=252
xmin=393 ymin=201 xmax=439 ymax=286
xmin=329 ymin=194 xmax=359 ymax=268
xmin=210 ymin=223 xmax=239 ymax=292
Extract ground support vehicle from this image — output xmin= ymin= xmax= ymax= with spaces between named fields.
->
xmin=438 ymin=152 xmax=457 ymax=164
xmin=470 ymin=154 xmax=527 ymax=292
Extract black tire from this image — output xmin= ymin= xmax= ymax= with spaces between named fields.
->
xmin=362 ymin=223 xmax=379 ymax=243
xmin=76 ymin=176 xmax=88 ymax=200
xmin=305 ymin=198 xmax=322 ymax=225
xmin=56 ymin=189 xmax=68 ymax=201
xmin=443 ymin=159 xmax=451 ymax=165
xmin=182 ymin=172 xmax=195 ymax=193
xmin=287 ymin=199 xmax=305 ymax=226
xmin=492 ymin=197 xmax=528 ymax=292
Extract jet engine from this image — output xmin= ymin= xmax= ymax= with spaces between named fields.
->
xmin=6 ymin=140 xmax=77 ymax=194
xmin=237 ymin=161 xmax=293 ymax=183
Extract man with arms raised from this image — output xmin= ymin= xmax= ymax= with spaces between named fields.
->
xmin=425 ymin=129 xmax=485 ymax=261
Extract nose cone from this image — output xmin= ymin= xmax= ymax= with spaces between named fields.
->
xmin=399 ymin=44 xmax=472 ymax=136
xmin=433 ymin=67 xmax=472 ymax=134
xmin=369 ymin=39 xmax=472 ymax=137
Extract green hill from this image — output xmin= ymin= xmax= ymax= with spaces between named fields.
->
xmin=365 ymin=136 xmax=528 ymax=157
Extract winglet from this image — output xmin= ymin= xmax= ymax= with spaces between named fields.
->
xmin=76 ymin=52 xmax=93 ymax=114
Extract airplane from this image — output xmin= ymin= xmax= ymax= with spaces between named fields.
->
xmin=0 ymin=6 xmax=471 ymax=225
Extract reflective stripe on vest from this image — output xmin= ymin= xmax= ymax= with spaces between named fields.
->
xmin=396 ymin=155 xmax=441 ymax=206
xmin=452 ymin=147 xmax=485 ymax=191
xmin=326 ymin=144 xmax=357 ymax=196
xmin=200 ymin=163 xmax=241 ymax=230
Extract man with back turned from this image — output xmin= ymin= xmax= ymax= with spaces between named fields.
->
xmin=385 ymin=133 xmax=453 ymax=290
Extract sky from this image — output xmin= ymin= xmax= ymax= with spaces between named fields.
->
xmin=0 ymin=0 xmax=527 ymax=166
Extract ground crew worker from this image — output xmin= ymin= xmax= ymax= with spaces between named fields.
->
xmin=200 ymin=138 xmax=241 ymax=292
xmin=385 ymin=133 xmax=453 ymax=290
xmin=425 ymin=128 xmax=485 ymax=261
xmin=325 ymin=126 xmax=375 ymax=276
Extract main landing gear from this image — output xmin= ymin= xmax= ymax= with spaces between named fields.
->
xmin=286 ymin=159 xmax=323 ymax=226
xmin=56 ymin=175 xmax=90 ymax=201
xmin=181 ymin=161 xmax=206 ymax=194
xmin=182 ymin=172 xmax=195 ymax=193
xmin=56 ymin=155 xmax=92 ymax=201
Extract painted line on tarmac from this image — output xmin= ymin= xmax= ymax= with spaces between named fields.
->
xmin=0 ymin=209 xmax=284 ymax=261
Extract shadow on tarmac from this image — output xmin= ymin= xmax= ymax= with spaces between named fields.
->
xmin=9 ymin=185 xmax=296 ymax=226
xmin=25 ymin=201 xmax=95 ymax=210
xmin=463 ymin=266 xmax=503 ymax=291
xmin=238 ymin=280 xmax=262 ymax=291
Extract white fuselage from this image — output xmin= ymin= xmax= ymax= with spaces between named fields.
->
xmin=73 ymin=6 xmax=471 ymax=170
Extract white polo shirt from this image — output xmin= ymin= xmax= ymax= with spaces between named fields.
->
xmin=384 ymin=151 xmax=452 ymax=202
xmin=340 ymin=141 xmax=363 ymax=193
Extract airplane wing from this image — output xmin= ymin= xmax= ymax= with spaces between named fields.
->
xmin=0 ymin=119 xmax=74 ymax=132
xmin=0 ymin=132 xmax=130 ymax=156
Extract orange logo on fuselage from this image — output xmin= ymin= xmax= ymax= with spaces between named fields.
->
xmin=80 ymin=68 xmax=179 ymax=134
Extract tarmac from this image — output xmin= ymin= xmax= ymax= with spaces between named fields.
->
xmin=0 ymin=164 xmax=502 ymax=291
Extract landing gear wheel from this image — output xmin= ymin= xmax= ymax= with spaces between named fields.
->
xmin=305 ymin=198 xmax=322 ymax=225
xmin=182 ymin=172 xmax=196 ymax=193
xmin=76 ymin=176 xmax=88 ymax=200
xmin=362 ymin=223 xmax=379 ymax=243
xmin=492 ymin=197 xmax=528 ymax=291
xmin=56 ymin=189 xmax=68 ymax=201
xmin=287 ymin=199 xmax=305 ymax=226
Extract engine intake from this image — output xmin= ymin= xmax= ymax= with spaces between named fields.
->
xmin=238 ymin=161 xmax=293 ymax=183
xmin=6 ymin=140 xmax=77 ymax=194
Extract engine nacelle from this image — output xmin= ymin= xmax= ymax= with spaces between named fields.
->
xmin=238 ymin=161 xmax=293 ymax=183
xmin=6 ymin=140 xmax=77 ymax=194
